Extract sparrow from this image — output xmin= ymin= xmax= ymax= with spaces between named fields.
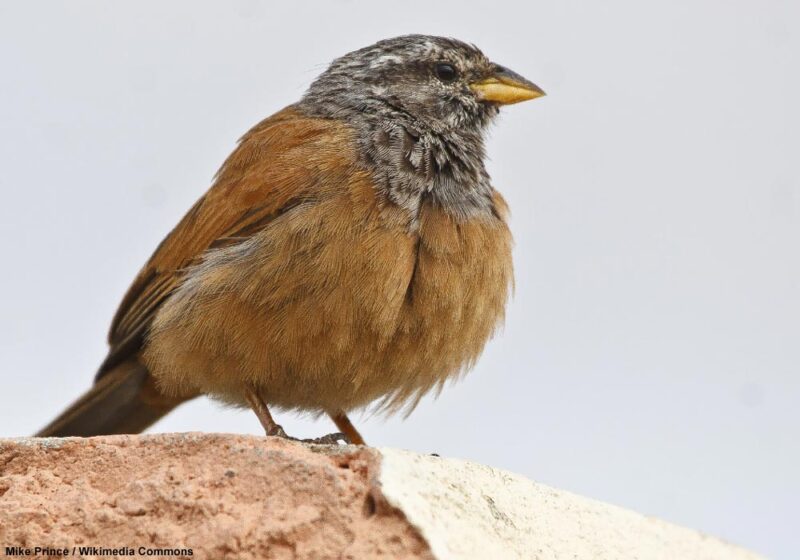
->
xmin=36 ymin=35 xmax=544 ymax=445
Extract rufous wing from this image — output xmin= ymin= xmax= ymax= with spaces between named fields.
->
xmin=98 ymin=106 xmax=358 ymax=377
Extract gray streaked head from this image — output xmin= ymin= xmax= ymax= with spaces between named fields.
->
xmin=303 ymin=35 xmax=502 ymax=133
xmin=299 ymin=35 xmax=544 ymax=221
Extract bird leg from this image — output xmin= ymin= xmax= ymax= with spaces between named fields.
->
xmin=330 ymin=411 xmax=366 ymax=446
xmin=244 ymin=387 xmax=287 ymax=438
xmin=244 ymin=387 xmax=351 ymax=444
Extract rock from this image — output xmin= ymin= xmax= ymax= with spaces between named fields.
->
xmin=0 ymin=433 xmax=761 ymax=560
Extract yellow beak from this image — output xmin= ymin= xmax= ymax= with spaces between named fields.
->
xmin=470 ymin=65 xmax=545 ymax=105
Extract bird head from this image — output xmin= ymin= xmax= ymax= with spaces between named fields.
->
xmin=303 ymin=35 xmax=544 ymax=135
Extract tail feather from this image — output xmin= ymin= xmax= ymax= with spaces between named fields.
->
xmin=35 ymin=360 xmax=188 ymax=437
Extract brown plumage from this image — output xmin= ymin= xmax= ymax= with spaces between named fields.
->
xmin=36 ymin=35 xmax=543 ymax=444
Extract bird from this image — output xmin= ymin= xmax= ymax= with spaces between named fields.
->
xmin=35 ymin=35 xmax=544 ymax=445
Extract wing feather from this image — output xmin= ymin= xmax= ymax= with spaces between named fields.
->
xmin=98 ymin=106 xmax=354 ymax=377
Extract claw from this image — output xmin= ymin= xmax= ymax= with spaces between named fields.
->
xmin=266 ymin=424 xmax=289 ymax=439
xmin=300 ymin=432 xmax=349 ymax=445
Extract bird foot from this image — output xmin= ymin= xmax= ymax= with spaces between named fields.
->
xmin=299 ymin=432 xmax=350 ymax=445
xmin=266 ymin=424 xmax=289 ymax=438
xmin=263 ymin=426 xmax=349 ymax=445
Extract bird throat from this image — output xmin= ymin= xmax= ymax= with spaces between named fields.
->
xmin=296 ymin=99 xmax=495 ymax=224
xmin=355 ymin=119 xmax=495 ymax=224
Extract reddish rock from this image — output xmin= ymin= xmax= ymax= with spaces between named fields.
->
xmin=0 ymin=433 xmax=432 ymax=559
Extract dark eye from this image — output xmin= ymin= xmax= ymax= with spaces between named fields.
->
xmin=435 ymin=62 xmax=458 ymax=83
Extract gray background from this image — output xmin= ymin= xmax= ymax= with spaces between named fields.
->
xmin=1 ymin=1 xmax=797 ymax=557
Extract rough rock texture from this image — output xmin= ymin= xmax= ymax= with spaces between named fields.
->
xmin=0 ymin=433 xmax=762 ymax=560
xmin=0 ymin=434 xmax=431 ymax=559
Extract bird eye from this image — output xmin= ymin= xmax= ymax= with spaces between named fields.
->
xmin=434 ymin=63 xmax=458 ymax=83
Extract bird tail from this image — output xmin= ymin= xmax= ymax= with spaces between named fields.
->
xmin=35 ymin=360 xmax=188 ymax=437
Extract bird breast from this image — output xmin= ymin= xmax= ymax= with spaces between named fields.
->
xmin=142 ymin=173 xmax=513 ymax=415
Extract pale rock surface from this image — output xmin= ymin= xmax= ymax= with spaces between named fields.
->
xmin=378 ymin=448 xmax=763 ymax=560
xmin=0 ymin=433 xmax=762 ymax=560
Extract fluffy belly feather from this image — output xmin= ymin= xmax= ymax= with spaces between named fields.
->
xmin=142 ymin=181 xmax=512 ymax=415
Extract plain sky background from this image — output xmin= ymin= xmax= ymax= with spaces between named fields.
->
xmin=1 ymin=1 xmax=797 ymax=557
